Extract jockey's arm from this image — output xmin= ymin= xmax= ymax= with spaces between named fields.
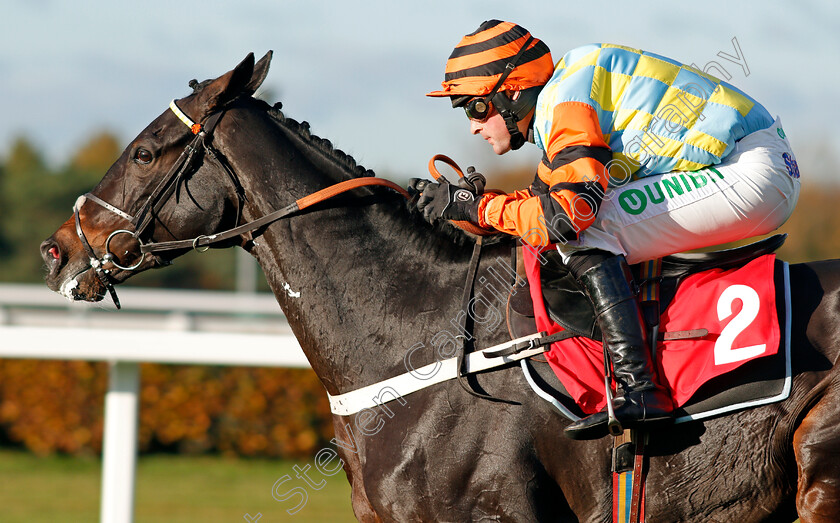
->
xmin=477 ymin=101 xmax=612 ymax=249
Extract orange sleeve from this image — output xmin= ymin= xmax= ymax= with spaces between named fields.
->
xmin=479 ymin=190 xmax=554 ymax=248
xmin=479 ymin=102 xmax=612 ymax=247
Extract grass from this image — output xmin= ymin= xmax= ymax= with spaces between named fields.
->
xmin=0 ymin=448 xmax=804 ymax=522
xmin=0 ymin=448 xmax=356 ymax=522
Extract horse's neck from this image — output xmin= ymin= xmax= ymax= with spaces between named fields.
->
xmin=257 ymin=200 xmax=473 ymax=393
xmin=222 ymin=112 xmax=474 ymax=393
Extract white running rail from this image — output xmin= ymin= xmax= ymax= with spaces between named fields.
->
xmin=0 ymin=284 xmax=309 ymax=523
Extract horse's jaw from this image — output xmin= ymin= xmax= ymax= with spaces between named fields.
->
xmin=46 ymin=261 xmax=108 ymax=303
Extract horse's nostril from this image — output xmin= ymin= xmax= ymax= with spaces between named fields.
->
xmin=40 ymin=239 xmax=61 ymax=264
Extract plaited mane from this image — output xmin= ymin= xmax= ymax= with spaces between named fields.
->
xmin=263 ymin=99 xmax=507 ymax=248
xmin=190 ymin=77 xmax=504 ymax=248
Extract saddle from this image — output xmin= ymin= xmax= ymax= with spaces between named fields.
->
xmin=503 ymin=234 xmax=788 ymax=523
xmin=507 ymin=234 xmax=788 ymax=341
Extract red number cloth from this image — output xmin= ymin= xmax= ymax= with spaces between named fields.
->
xmin=523 ymin=248 xmax=779 ymax=414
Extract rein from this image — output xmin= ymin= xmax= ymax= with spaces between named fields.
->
xmin=139 ymin=176 xmax=411 ymax=253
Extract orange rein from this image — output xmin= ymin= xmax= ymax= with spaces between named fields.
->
xmin=294 ymin=155 xmax=500 ymax=237
xmin=426 ymin=154 xmax=502 ymax=237
xmin=295 ymin=177 xmax=411 ymax=210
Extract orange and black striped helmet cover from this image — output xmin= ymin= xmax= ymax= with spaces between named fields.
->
xmin=427 ymin=20 xmax=553 ymax=98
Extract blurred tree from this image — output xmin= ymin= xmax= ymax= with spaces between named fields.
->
xmin=69 ymin=131 xmax=122 ymax=174
xmin=5 ymin=137 xmax=47 ymax=174
xmin=0 ymin=159 xmax=9 ymax=259
xmin=0 ymin=137 xmax=55 ymax=282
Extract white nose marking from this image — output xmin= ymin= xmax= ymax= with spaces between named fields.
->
xmin=59 ymin=278 xmax=79 ymax=301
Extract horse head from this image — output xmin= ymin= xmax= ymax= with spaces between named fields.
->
xmin=40 ymin=52 xmax=274 ymax=306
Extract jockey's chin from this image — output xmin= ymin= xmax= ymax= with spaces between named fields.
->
xmin=470 ymin=109 xmax=516 ymax=156
xmin=489 ymin=135 xmax=513 ymax=155
xmin=481 ymin=128 xmax=511 ymax=156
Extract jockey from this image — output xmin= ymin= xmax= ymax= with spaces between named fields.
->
xmin=420 ymin=20 xmax=800 ymax=440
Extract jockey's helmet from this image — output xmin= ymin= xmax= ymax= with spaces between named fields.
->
xmin=427 ymin=20 xmax=553 ymax=149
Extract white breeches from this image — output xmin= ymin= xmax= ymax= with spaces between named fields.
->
xmin=556 ymin=117 xmax=801 ymax=264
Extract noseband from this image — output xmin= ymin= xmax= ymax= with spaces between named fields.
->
xmin=72 ymin=99 xmax=409 ymax=309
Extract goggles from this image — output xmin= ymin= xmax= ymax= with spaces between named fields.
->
xmin=464 ymin=97 xmax=493 ymax=121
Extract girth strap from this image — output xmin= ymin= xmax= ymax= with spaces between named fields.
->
xmin=327 ymin=331 xmax=553 ymax=416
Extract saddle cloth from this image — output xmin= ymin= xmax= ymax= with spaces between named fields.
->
xmin=512 ymin=246 xmax=791 ymax=420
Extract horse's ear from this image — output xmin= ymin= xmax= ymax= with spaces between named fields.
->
xmin=243 ymin=51 xmax=273 ymax=96
xmin=195 ymin=52 xmax=256 ymax=116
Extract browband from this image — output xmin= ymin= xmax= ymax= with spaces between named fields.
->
xmin=169 ymin=99 xmax=203 ymax=135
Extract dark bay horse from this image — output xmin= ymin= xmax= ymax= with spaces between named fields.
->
xmin=41 ymin=52 xmax=840 ymax=522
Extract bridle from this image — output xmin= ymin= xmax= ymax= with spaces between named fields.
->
xmin=72 ymin=98 xmax=410 ymax=309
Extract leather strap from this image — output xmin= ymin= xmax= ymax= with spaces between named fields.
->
xmin=140 ymin=177 xmax=410 ymax=253
xmin=629 ymin=432 xmax=647 ymax=523
xmin=482 ymin=330 xmax=575 ymax=358
xmin=73 ymin=196 xmax=122 ymax=309
xmin=327 ymin=332 xmax=550 ymax=416
xmin=427 ymin=154 xmax=503 ymax=237
xmin=85 ymin=193 xmax=134 ymax=222
xmin=612 ymin=429 xmax=647 ymax=523
xmin=454 ymin=236 xmax=504 ymax=401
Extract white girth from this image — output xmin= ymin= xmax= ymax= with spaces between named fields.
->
xmin=327 ymin=332 xmax=549 ymax=416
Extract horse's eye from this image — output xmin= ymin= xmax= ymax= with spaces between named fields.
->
xmin=134 ymin=148 xmax=153 ymax=165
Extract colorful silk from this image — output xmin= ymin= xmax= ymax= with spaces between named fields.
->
xmin=534 ymin=43 xmax=774 ymax=179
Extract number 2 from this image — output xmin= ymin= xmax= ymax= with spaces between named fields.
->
xmin=714 ymin=284 xmax=766 ymax=365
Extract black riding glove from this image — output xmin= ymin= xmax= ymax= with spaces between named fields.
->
xmin=407 ymin=178 xmax=433 ymax=198
xmin=415 ymin=171 xmax=486 ymax=224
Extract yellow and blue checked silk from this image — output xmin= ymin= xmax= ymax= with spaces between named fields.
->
xmin=533 ymin=44 xmax=773 ymax=180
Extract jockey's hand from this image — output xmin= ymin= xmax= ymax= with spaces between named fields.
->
xmin=416 ymin=175 xmax=484 ymax=224
xmin=409 ymin=169 xmax=485 ymax=198
xmin=406 ymin=178 xmax=433 ymax=198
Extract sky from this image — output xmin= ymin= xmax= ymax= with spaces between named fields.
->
xmin=2 ymin=0 xmax=839 ymax=184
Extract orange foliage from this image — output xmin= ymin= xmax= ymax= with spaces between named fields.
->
xmin=0 ymin=361 xmax=334 ymax=458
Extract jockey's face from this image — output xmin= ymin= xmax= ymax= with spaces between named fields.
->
xmin=467 ymin=91 xmax=533 ymax=155
xmin=469 ymin=106 xmax=513 ymax=155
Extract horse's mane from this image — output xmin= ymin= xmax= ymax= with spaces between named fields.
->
xmin=190 ymin=76 xmax=505 ymax=248
xmin=262 ymin=99 xmax=508 ymax=249
xmin=264 ymin=100 xmax=376 ymax=180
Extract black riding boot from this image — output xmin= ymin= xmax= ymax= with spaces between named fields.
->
xmin=563 ymin=254 xmax=673 ymax=440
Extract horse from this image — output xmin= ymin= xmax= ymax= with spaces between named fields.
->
xmin=40 ymin=52 xmax=840 ymax=522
